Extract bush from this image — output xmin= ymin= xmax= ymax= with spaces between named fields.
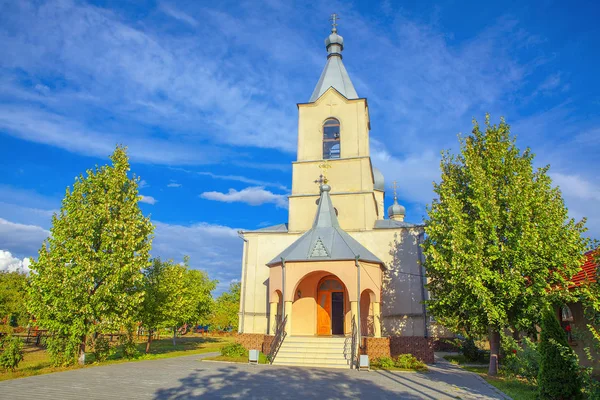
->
xmin=502 ymin=337 xmax=540 ymax=384
xmin=46 ymin=335 xmax=80 ymax=366
xmin=372 ymin=356 xmax=395 ymax=369
xmin=119 ymin=330 xmax=139 ymax=360
xmin=395 ymin=354 xmax=428 ymax=371
xmin=90 ymin=336 xmax=112 ymax=363
xmin=538 ymin=308 xmax=583 ymax=400
xmin=462 ymin=338 xmax=483 ymax=362
xmin=220 ymin=342 xmax=247 ymax=357
xmin=0 ymin=336 xmax=23 ymax=371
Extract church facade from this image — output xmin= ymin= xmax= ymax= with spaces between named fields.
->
xmin=238 ymin=23 xmax=433 ymax=344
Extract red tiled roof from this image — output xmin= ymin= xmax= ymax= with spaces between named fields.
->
xmin=571 ymin=250 xmax=599 ymax=287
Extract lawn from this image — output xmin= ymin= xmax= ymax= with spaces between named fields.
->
xmin=462 ymin=366 xmax=537 ymax=400
xmin=443 ymin=354 xmax=489 ymax=365
xmin=203 ymin=352 xmax=269 ymax=364
xmin=0 ymin=335 xmax=235 ymax=381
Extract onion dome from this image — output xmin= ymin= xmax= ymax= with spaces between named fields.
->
xmin=373 ymin=167 xmax=384 ymax=191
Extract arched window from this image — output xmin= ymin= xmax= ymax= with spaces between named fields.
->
xmin=319 ymin=279 xmax=343 ymax=291
xmin=323 ymin=118 xmax=340 ymax=159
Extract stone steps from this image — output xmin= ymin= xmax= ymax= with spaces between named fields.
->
xmin=272 ymin=336 xmax=353 ymax=369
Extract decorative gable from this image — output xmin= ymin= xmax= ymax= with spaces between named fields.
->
xmin=310 ymin=237 xmax=329 ymax=258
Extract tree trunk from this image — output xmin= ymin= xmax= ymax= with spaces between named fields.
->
xmin=172 ymin=327 xmax=176 ymax=346
xmin=488 ymin=330 xmax=500 ymax=376
xmin=511 ymin=326 xmax=520 ymax=341
xmin=78 ymin=335 xmax=86 ymax=366
xmin=146 ymin=329 xmax=153 ymax=354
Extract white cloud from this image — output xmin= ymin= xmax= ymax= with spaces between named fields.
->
xmin=153 ymin=221 xmax=242 ymax=294
xmin=139 ymin=180 xmax=149 ymax=188
xmin=158 ymin=2 xmax=198 ymax=27
xmin=551 ymin=173 xmax=600 ymax=238
xmin=167 ymin=182 xmax=182 ymax=188
xmin=0 ymin=218 xmax=49 ymax=258
xmin=195 ymin=171 xmax=288 ymax=191
xmin=371 ymin=141 xmax=441 ymax=206
xmin=0 ymin=250 xmax=31 ymax=274
xmin=200 ymin=186 xmax=288 ymax=209
xmin=0 ymin=0 xmax=299 ymax=164
xmin=139 ymin=195 xmax=157 ymax=205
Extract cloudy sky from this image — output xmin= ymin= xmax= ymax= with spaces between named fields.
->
xmin=1 ymin=0 xmax=598 ymax=292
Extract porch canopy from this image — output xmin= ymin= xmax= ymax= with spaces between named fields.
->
xmin=267 ymin=184 xmax=384 ymax=337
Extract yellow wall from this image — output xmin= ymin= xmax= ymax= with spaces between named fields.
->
xmin=238 ymin=78 xmax=445 ymax=338
xmin=288 ymin=88 xmax=379 ymax=232
xmin=239 ymin=232 xmax=300 ymax=334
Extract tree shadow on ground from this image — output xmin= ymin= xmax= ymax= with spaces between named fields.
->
xmin=375 ymin=361 xmax=503 ymax=400
xmin=153 ymin=364 xmax=423 ymax=400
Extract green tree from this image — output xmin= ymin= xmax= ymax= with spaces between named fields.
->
xmin=423 ymin=115 xmax=588 ymax=375
xmin=27 ymin=146 xmax=154 ymax=366
xmin=139 ymin=258 xmax=170 ymax=353
xmin=538 ymin=308 xmax=582 ymax=399
xmin=210 ymin=282 xmax=241 ymax=331
xmin=140 ymin=257 xmax=215 ymax=349
xmin=0 ymin=271 xmax=29 ymax=327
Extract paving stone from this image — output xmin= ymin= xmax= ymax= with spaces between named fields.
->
xmin=0 ymin=352 xmax=509 ymax=399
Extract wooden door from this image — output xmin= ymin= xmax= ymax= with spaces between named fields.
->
xmin=317 ymin=291 xmax=331 ymax=335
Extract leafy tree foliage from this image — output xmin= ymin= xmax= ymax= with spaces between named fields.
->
xmin=0 ymin=271 xmax=29 ymax=326
xmin=139 ymin=257 xmax=216 ymax=350
xmin=210 ymin=282 xmax=240 ymax=331
xmin=27 ymin=146 xmax=154 ymax=366
xmin=538 ymin=308 xmax=582 ymax=399
xmin=423 ymin=115 xmax=588 ymax=375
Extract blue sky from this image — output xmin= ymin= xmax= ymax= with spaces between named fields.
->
xmin=0 ymin=0 xmax=598 ymax=293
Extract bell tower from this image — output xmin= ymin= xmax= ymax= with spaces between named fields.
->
xmin=288 ymin=16 xmax=381 ymax=232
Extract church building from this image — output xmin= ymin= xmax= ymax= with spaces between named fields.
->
xmin=238 ymin=19 xmax=435 ymax=367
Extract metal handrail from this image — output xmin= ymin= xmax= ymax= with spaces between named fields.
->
xmin=351 ymin=317 xmax=358 ymax=369
xmin=267 ymin=314 xmax=287 ymax=364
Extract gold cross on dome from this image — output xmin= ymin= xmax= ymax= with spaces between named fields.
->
xmin=314 ymin=160 xmax=332 ymax=185
xmin=392 ymin=180 xmax=398 ymax=200
xmin=330 ymin=13 xmax=339 ymax=32
xmin=314 ymin=174 xmax=326 ymax=186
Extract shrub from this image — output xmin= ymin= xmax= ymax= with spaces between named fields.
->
xmin=46 ymin=335 xmax=80 ymax=366
xmin=221 ymin=342 xmax=247 ymax=357
xmin=90 ymin=336 xmax=112 ymax=363
xmin=538 ymin=308 xmax=583 ymax=400
xmin=502 ymin=337 xmax=540 ymax=384
xmin=119 ymin=331 xmax=139 ymax=359
xmin=395 ymin=354 xmax=428 ymax=371
xmin=372 ymin=356 xmax=395 ymax=369
xmin=462 ymin=338 xmax=483 ymax=362
xmin=0 ymin=336 xmax=23 ymax=371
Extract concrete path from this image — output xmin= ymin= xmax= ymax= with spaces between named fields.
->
xmin=0 ymin=353 xmax=510 ymax=399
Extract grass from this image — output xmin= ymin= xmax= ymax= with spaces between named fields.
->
xmin=203 ymin=352 xmax=269 ymax=364
xmin=370 ymin=365 xmax=426 ymax=372
xmin=443 ymin=354 xmax=489 ymax=365
xmin=0 ymin=334 xmax=235 ymax=382
xmin=462 ymin=366 xmax=538 ymax=400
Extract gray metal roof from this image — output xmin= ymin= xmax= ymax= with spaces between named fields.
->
xmin=374 ymin=220 xmax=423 ymax=229
xmin=245 ymin=223 xmax=288 ymax=233
xmin=268 ymin=184 xmax=383 ymax=266
xmin=373 ymin=167 xmax=384 ymax=191
xmin=309 ymin=29 xmax=359 ymax=103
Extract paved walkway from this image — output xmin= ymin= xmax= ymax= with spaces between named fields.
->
xmin=0 ymin=353 xmax=509 ymax=399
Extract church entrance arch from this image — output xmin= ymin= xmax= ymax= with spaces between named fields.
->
xmin=316 ymin=276 xmax=346 ymax=335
